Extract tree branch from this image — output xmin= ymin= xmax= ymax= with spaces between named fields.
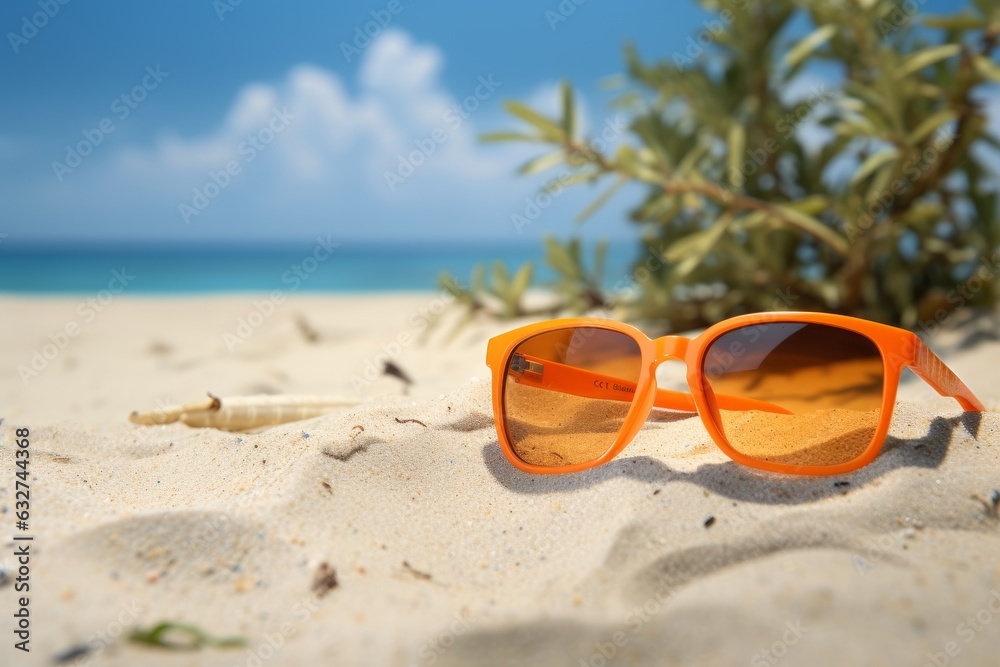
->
xmin=565 ymin=141 xmax=849 ymax=258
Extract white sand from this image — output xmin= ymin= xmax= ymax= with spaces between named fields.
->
xmin=1 ymin=295 xmax=999 ymax=666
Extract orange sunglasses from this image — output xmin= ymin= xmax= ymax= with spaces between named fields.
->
xmin=486 ymin=312 xmax=984 ymax=476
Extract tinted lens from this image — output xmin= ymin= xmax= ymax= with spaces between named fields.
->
xmin=703 ymin=323 xmax=884 ymax=467
xmin=503 ymin=328 xmax=642 ymax=467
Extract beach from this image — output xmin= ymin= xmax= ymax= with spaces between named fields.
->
xmin=2 ymin=294 xmax=1000 ymax=666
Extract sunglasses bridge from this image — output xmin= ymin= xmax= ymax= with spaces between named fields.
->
xmin=653 ymin=335 xmax=691 ymax=365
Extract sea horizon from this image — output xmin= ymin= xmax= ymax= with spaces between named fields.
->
xmin=0 ymin=240 xmax=638 ymax=294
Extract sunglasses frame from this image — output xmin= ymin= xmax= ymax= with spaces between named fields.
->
xmin=486 ymin=312 xmax=984 ymax=476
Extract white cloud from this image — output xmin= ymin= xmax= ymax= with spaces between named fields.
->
xmin=14 ymin=29 xmax=637 ymax=243
xmin=359 ymin=29 xmax=442 ymax=94
xmin=104 ymin=30 xmax=523 ymax=203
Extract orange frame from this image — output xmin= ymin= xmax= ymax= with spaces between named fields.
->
xmin=486 ymin=312 xmax=984 ymax=476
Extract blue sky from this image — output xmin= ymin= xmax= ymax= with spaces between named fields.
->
xmin=0 ymin=0 xmax=973 ymax=246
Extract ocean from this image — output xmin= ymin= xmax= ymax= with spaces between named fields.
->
xmin=0 ymin=242 xmax=638 ymax=293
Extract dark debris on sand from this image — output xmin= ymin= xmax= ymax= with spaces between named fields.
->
xmin=312 ymin=562 xmax=339 ymax=598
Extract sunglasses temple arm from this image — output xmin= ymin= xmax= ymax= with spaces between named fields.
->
xmin=907 ymin=337 xmax=985 ymax=412
xmin=651 ymin=387 xmax=792 ymax=414
xmin=507 ymin=354 xmax=792 ymax=415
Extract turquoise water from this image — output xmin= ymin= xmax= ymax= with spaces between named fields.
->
xmin=0 ymin=243 xmax=637 ymax=293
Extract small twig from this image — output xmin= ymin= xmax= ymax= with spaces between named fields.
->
xmin=394 ymin=417 xmax=427 ymax=427
xmin=402 ymin=561 xmax=432 ymax=581
xmin=53 ymin=644 xmax=92 ymax=664
xmin=295 ymin=314 xmax=320 ymax=343
xmin=383 ymin=360 xmax=414 ymax=386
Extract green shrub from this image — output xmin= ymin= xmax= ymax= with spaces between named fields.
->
xmin=447 ymin=0 xmax=1000 ymax=332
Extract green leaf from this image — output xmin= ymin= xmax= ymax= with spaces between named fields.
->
xmin=543 ymin=169 xmax=594 ymax=193
xmin=770 ymin=204 xmax=850 ymax=256
xmin=615 ymin=145 xmax=665 ymax=183
xmin=836 ymin=98 xmax=866 ymax=114
xmin=973 ymin=55 xmax=1000 ymax=83
xmin=599 ymin=74 xmax=629 ymax=90
xmin=504 ymin=101 xmax=565 ymax=142
xmin=922 ymin=14 xmax=988 ymax=30
xmin=971 ymin=0 xmax=997 ymax=17
xmin=470 ymin=264 xmax=486 ymax=293
xmin=610 ymin=91 xmax=642 ymax=109
xmin=594 ymin=240 xmax=608 ymax=280
xmin=850 ymin=148 xmax=900 ymax=186
xmin=510 ymin=262 xmax=534 ymax=297
xmin=668 ymin=215 xmax=733 ymax=280
xmin=545 ymin=237 xmax=582 ymax=280
xmin=664 ymin=215 xmax=731 ymax=262
xmin=864 ymin=158 xmax=896 ymax=208
xmin=561 ymin=81 xmax=576 ymax=141
xmin=480 ymin=131 xmax=538 ymax=143
xmin=438 ymin=272 xmax=458 ymax=293
xmin=833 ymin=115 xmax=878 ymax=139
xmin=130 ymin=623 xmax=245 ymax=650
xmin=518 ymin=151 xmax=566 ymax=175
xmin=783 ymin=24 xmax=837 ymax=69
xmin=492 ymin=262 xmax=510 ymax=295
xmin=675 ymin=135 xmax=712 ymax=177
xmin=726 ymin=124 xmax=745 ymax=188
xmin=576 ymin=177 xmax=627 ymax=222
xmin=907 ymin=109 xmax=958 ymax=145
xmin=895 ymin=44 xmax=961 ymax=79
xmin=783 ymin=195 xmax=830 ymax=216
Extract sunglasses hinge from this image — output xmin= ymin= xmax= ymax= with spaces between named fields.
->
xmin=510 ymin=353 xmax=544 ymax=375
